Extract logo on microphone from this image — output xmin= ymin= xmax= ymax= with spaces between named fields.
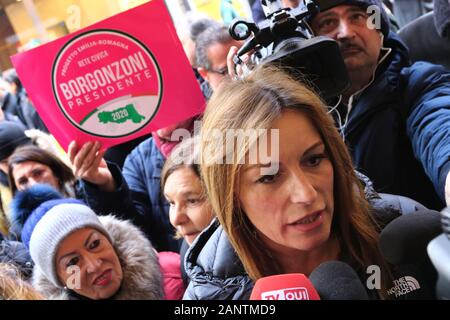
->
xmin=261 ymin=287 xmax=310 ymax=300
xmin=387 ymin=276 xmax=421 ymax=297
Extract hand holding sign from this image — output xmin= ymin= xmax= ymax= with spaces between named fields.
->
xmin=68 ymin=140 xmax=115 ymax=192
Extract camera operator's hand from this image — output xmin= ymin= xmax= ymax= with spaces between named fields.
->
xmin=227 ymin=46 xmax=253 ymax=79
xmin=227 ymin=46 xmax=239 ymax=79
xmin=68 ymin=140 xmax=116 ymax=192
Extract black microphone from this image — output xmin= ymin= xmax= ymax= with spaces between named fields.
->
xmin=379 ymin=210 xmax=442 ymax=299
xmin=379 ymin=211 xmax=442 ymax=265
xmin=309 ymin=261 xmax=369 ymax=300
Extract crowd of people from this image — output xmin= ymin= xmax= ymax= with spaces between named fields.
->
xmin=0 ymin=0 xmax=449 ymax=300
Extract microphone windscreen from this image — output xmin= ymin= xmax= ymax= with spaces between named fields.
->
xmin=309 ymin=261 xmax=369 ymax=300
xmin=379 ymin=211 xmax=442 ymax=265
xmin=250 ymin=273 xmax=320 ymax=300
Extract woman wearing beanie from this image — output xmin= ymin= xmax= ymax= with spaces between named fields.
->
xmin=10 ymin=184 xmax=168 ymax=300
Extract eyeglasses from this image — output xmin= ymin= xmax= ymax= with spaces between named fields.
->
xmin=208 ymin=66 xmax=228 ymax=76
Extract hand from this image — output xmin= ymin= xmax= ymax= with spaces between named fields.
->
xmin=445 ymin=171 xmax=450 ymax=207
xmin=227 ymin=46 xmax=253 ymax=80
xmin=68 ymin=141 xmax=115 ymax=192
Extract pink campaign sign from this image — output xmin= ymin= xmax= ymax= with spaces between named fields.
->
xmin=11 ymin=0 xmax=205 ymax=151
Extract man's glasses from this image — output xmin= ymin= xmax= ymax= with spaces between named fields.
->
xmin=208 ymin=66 xmax=228 ymax=76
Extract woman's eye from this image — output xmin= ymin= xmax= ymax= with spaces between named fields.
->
xmin=89 ymin=239 xmax=100 ymax=250
xmin=67 ymin=257 xmax=79 ymax=267
xmin=304 ymin=154 xmax=327 ymax=167
xmin=256 ymin=174 xmax=277 ymax=184
xmin=167 ymin=200 xmax=175 ymax=207
xmin=187 ymin=198 xmax=200 ymax=204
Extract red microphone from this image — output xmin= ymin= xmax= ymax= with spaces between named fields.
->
xmin=250 ymin=274 xmax=320 ymax=300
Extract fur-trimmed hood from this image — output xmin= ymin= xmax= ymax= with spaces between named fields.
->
xmin=32 ymin=215 xmax=164 ymax=300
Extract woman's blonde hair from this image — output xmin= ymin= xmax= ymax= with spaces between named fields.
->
xmin=200 ymin=65 xmax=392 ymax=297
xmin=0 ymin=263 xmax=44 ymax=300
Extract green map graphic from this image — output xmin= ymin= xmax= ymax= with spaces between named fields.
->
xmin=98 ymin=104 xmax=145 ymax=124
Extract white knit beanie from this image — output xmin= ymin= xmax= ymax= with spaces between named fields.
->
xmin=28 ymin=203 xmax=111 ymax=287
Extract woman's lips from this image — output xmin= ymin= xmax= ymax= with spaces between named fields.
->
xmin=288 ymin=211 xmax=324 ymax=233
xmin=184 ymin=232 xmax=199 ymax=244
xmin=93 ymin=269 xmax=112 ymax=286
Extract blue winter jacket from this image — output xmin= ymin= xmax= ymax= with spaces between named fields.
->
xmin=337 ymin=31 xmax=450 ymax=209
xmin=80 ymin=137 xmax=180 ymax=252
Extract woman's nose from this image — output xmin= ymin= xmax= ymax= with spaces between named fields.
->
xmin=171 ymin=204 xmax=189 ymax=226
xmin=85 ymin=253 xmax=102 ymax=274
xmin=289 ymin=170 xmax=318 ymax=205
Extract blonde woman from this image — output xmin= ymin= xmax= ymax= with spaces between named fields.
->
xmin=183 ymin=65 xmax=437 ymax=300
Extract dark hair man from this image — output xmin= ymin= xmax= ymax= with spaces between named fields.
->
xmin=306 ymin=0 xmax=450 ymax=209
